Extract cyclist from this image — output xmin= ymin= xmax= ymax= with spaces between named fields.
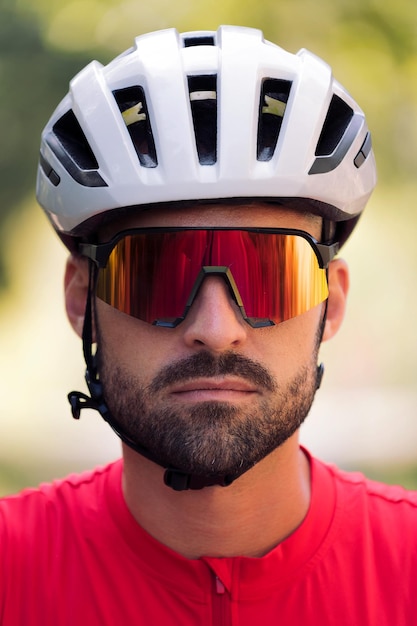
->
xmin=1 ymin=26 xmax=416 ymax=625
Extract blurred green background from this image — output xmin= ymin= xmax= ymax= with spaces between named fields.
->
xmin=1 ymin=0 xmax=417 ymax=495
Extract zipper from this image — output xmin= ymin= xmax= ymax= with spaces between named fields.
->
xmin=212 ymin=575 xmax=231 ymax=626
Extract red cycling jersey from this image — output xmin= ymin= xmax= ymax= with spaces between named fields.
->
xmin=1 ymin=450 xmax=416 ymax=625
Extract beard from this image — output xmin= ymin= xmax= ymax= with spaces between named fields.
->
xmin=96 ymin=345 xmax=320 ymax=480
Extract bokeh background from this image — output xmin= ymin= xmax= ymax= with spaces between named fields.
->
xmin=1 ymin=0 xmax=417 ymax=495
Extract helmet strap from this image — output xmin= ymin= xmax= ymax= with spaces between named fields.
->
xmin=321 ymin=218 xmax=336 ymax=244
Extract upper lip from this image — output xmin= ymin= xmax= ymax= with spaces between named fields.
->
xmin=169 ymin=378 xmax=258 ymax=394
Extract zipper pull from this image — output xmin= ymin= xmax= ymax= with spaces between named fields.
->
xmin=215 ymin=576 xmax=226 ymax=594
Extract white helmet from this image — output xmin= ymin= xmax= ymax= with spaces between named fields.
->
xmin=36 ymin=25 xmax=376 ymax=248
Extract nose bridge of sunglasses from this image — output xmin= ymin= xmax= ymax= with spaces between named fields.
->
xmin=180 ymin=266 xmax=275 ymax=329
xmin=186 ymin=265 xmax=244 ymax=308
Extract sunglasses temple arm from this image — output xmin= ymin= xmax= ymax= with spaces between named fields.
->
xmin=316 ymin=241 xmax=339 ymax=267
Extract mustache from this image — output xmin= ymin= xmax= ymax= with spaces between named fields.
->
xmin=148 ymin=350 xmax=277 ymax=393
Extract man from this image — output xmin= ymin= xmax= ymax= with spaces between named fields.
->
xmin=1 ymin=26 xmax=416 ymax=625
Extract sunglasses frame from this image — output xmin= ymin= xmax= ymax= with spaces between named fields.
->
xmin=80 ymin=227 xmax=339 ymax=328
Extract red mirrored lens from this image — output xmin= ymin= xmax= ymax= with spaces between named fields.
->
xmin=95 ymin=229 xmax=328 ymax=325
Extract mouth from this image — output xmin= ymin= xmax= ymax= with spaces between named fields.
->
xmin=168 ymin=378 xmax=259 ymax=403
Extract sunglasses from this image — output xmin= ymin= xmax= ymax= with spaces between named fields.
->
xmin=80 ymin=227 xmax=338 ymax=328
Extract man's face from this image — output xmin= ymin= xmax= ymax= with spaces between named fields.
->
xmin=92 ymin=203 xmax=338 ymax=479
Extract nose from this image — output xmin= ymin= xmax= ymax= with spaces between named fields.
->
xmin=182 ymin=275 xmax=249 ymax=351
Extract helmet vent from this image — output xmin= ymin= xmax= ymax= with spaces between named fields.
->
xmin=315 ymin=95 xmax=354 ymax=156
xmin=53 ymin=110 xmax=99 ymax=171
xmin=188 ymin=75 xmax=217 ymax=165
xmin=257 ymin=79 xmax=292 ymax=161
xmin=183 ymin=36 xmax=215 ymax=47
xmin=113 ymin=86 xmax=158 ymax=168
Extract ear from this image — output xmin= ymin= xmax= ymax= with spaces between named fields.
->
xmin=64 ymin=254 xmax=90 ymax=338
xmin=322 ymin=258 xmax=349 ymax=342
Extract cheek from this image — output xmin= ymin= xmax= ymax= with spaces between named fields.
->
xmin=256 ymin=305 xmax=323 ymax=374
xmin=95 ymin=300 xmax=172 ymax=377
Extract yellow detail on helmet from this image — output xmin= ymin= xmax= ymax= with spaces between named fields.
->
xmin=262 ymin=95 xmax=286 ymax=117
xmin=122 ymin=102 xmax=146 ymax=126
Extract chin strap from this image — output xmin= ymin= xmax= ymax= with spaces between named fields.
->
xmin=68 ymin=367 xmax=235 ymax=491
xmin=316 ymin=362 xmax=324 ymax=390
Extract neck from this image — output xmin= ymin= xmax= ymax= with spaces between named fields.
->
xmin=122 ymin=435 xmax=311 ymax=559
